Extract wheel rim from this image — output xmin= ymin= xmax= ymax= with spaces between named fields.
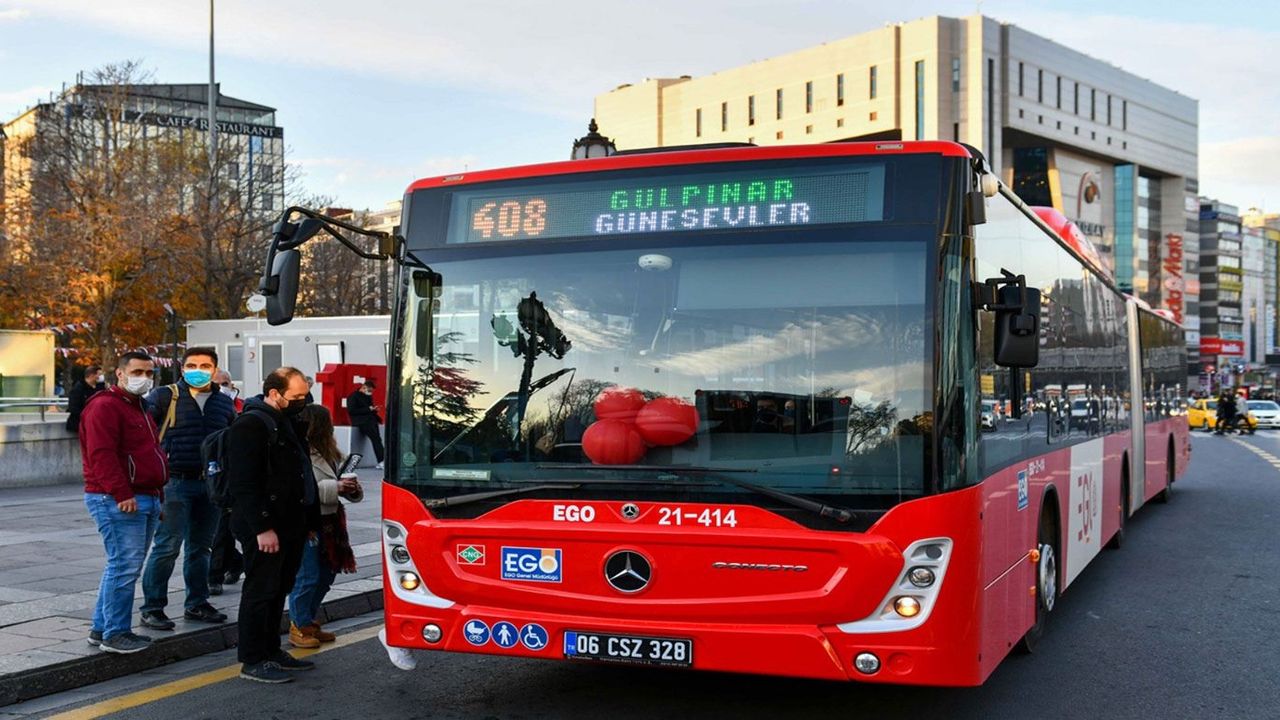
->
xmin=1038 ymin=543 xmax=1057 ymax=612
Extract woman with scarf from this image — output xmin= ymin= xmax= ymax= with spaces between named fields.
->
xmin=288 ymin=405 xmax=362 ymax=648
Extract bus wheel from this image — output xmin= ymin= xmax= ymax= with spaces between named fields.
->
xmin=1017 ymin=509 xmax=1058 ymax=654
xmin=1155 ymin=442 xmax=1174 ymax=503
xmin=1106 ymin=479 xmax=1128 ymax=550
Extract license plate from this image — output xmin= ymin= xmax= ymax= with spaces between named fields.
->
xmin=563 ymin=630 xmax=693 ymax=668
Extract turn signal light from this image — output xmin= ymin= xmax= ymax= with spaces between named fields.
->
xmin=400 ymin=572 xmax=421 ymax=591
xmin=893 ymin=596 xmax=922 ymax=618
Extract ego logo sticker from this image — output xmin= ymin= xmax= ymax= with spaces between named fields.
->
xmin=500 ymin=547 xmax=562 ymax=583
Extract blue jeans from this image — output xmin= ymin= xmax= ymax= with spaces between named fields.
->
xmin=288 ymin=535 xmax=337 ymax=628
xmin=85 ymin=493 xmax=161 ymax=639
xmin=141 ymin=477 xmax=219 ymax=613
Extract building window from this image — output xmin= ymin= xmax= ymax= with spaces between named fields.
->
xmin=836 ymin=117 xmax=844 ymax=127
xmin=748 ymin=95 xmax=755 ymax=126
xmin=776 ymin=130 xmax=784 ymax=140
xmin=1038 ymin=114 xmax=1043 ymax=124
xmin=869 ymin=111 xmax=877 ymax=121
xmin=1037 ymin=69 xmax=1043 ymax=103
xmin=695 ymin=108 xmax=702 ymax=137
xmin=1122 ymin=100 xmax=1128 ymax=130
xmin=837 ymin=73 xmax=845 ymax=106
xmin=951 ymin=58 xmax=960 ymax=92
xmin=987 ymin=57 xmax=994 ymax=155
xmin=776 ymin=88 xmax=783 ymax=120
xmin=1018 ymin=109 xmax=1024 ymax=119
xmin=869 ymin=65 xmax=877 ymax=99
xmin=1107 ymin=95 xmax=1112 ymax=126
xmin=721 ymin=101 xmax=728 ymax=131
xmin=1018 ymin=62 xmax=1024 ymax=96
xmin=1056 ymin=77 xmax=1062 ymax=108
xmin=1090 ymin=89 xmax=1096 ymax=121
xmin=805 ymin=81 xmax=813 ymax=113
xmin=1056 ymin=120 xmax=1061 ymax=129
xmin=1074 ymin=83 xmax=1079 ymax=114
xmin=953 ymin=122 xmax=960 ymax=141
xmin=1091 ymin=130 xmax=1096 ymax=140
xmin=915 ymin=60 xmax=925 ymax=141
xmin=805 ymin=124 xmax=813 ymax=134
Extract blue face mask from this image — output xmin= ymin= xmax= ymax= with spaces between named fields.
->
xmin=183 ymin=369 xmax=213 ymax=388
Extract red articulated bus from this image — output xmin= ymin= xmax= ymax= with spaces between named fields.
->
xmin=259 ymin=140 xmax=1189 ymax=685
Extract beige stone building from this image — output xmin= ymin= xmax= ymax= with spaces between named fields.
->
xmin=595 ymin=13 xmax=1201 ymax=368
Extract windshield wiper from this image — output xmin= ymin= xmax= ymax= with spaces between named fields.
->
xmin=423 ymin=483 xmax=579 ymax=510
xmin=534 ymin=464 xmax=855 ymax=524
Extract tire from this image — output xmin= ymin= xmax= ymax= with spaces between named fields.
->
xmin=1017 ymin=506 xmax=1059 ymax=654
xmin=1106 ymin=470 xmax=1128 ymax=550
xmin=1155 ymin=442 xmax=1174 ymax=503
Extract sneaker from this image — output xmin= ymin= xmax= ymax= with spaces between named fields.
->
xmin=271 ymin=650 xmax=316 ymax=670
xmin=140 ymin=610 xmax=176 ymax=631
xmin=87 ymin=629 xmax=102 ymax=647
xmin=306 ymin=623 xmax=336 ymax=643
xmin=379 ymin=628 xmax=417 ymax=671
xmin=184 ymin=604 xmax=228 ymax=623
xmin=209 ymin=582 xmax=223 ymax=596
xmin=376 ymin=462 xmax=384 ymax=470
xmin=239 ymin=661 xmax=293 ymax=684
xmin=100 ymin=633 xmax=150 ymax=655
xmin=289 ymin=622 xmax=321 ymax=649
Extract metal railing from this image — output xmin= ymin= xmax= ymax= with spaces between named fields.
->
xmin=0 ymin=398 xmax=69 ymax=422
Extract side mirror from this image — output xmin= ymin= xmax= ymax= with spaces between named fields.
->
xmin=265 ymin=249 xmax=301 ymax=326
xmin=994 ymin=285 xmax=1040 ymax=368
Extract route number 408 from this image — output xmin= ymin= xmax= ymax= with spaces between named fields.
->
xmin=472 ymin=199 xmax=547 ymax=238
xmin=657 ymin=507 xmax=738 ymax=527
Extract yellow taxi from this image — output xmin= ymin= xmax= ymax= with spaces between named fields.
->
xmin=1186 ymin=397 xmax=1257 ymax=432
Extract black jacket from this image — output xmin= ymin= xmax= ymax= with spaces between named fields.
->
xmin=145 ymin=382 xmax=237 ymax=473
xmin=347 ymin=389 xmax=380 ymax=424
xmin=65 ymin=380 xmax=105 ymax=433
xmin=226 ymin=397 xmax=318 ymax=538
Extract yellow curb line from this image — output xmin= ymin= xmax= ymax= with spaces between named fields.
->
xmin=44 ymin=625 xmax=383 ymax=720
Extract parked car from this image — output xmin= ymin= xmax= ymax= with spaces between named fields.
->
xmin=1246 ymin=400 xmax=1280 ymax=429
xmin=1186 ymin=398 xmax=1258 ymax=432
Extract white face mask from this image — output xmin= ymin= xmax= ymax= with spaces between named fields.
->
xmin=124 ymin=375 xmax=153 ymax=396
xmin=96 ymin=374 xmax=106 ymax=385
xmin=225 ymin=387 xmax=239 ymax=400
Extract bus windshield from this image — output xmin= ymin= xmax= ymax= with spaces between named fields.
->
xmin=393 ymin=155 xmax=943 ymax=518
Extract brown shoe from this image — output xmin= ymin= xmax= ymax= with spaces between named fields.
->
xmin=289 ymin=622 xmax=321 ymax=649
xmin=307 ymin=623 xmax=336 ymax=643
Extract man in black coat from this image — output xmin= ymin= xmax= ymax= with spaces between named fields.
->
xmin=65 ymin=365 xmax=105 ymax=433
xmin=346 ymin=378 xmax=385 ymax=468
xmin=225 ymin=366 xmax=319 ymax=683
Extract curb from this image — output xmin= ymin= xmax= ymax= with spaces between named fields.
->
xmin=0 ymin=589 xmax=383 ymax=707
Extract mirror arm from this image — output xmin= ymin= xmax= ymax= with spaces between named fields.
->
xmin=974 ymin=269 xmax=1027 ymax=312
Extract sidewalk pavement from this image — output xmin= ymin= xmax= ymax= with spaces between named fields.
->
xmin=0 ymin=473 xmax=385 ymax=707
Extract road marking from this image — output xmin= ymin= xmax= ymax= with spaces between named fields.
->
xmin=44 ymin=625 xmax=383 ymax=720
xmin=1229 ymin=438 xmax=1280 ymax=466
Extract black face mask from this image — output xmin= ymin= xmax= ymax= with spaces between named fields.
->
xmin=284 ymin=398 xmax=307 ymax=416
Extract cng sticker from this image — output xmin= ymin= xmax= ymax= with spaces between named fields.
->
xmin=1017 ymin=470 xmax=1029 ymax=511
xmin=457 ymin=544 xmax=485 ymax=565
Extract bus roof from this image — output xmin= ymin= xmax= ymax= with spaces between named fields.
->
xmin=404 ymin=141 xmax=973 ymax=194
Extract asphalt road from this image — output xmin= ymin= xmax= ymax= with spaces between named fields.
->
xmin=51 ymin=431 xmax=1280 ymax=719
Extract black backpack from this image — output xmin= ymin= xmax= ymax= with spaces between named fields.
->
xmin=202 ymin=407 xmax=277 ymax=508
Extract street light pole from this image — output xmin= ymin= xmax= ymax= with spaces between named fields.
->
xmin=207 ymin=0 xmax=216 ymax=173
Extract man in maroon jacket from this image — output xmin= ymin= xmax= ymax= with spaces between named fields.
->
xmin=80 ymin=352 xmax=168 ymax=654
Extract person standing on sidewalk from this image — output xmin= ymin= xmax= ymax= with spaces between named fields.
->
xmin=81 ymin=352 xmax=166 ymax=654
xmin=208 ymin=369 xmax=244 ymax=597
xmin=138 ymin=348 xmax=236 ymax=631
xmin=66 ymin=364 xmax=106 ymax=434
xmin=346 ymin=378 xmax=385 ymax=469
xmin=226 ymin=367 xmax=319 ymax=683
xmin=288 ymin=405 xmax=362 ymax=649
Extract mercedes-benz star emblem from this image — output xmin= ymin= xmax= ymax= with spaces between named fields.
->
xmin=621 ymin=503 xmax=640 ymax=520
xmin=604 ymin=551 xmax=651 ymax=593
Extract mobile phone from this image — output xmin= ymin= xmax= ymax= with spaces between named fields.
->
xmin=338 ymin=453 xmax=362 ymax=476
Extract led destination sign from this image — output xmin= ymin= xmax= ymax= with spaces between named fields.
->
xmin=447 ymin=164 xmax=886 ymax=244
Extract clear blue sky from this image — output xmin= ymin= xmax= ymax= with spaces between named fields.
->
xmin=2 ymin=0 xmax=1276 ymax=211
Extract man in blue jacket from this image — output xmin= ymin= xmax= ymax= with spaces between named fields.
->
xmin=139 ymin=347 xmax=238 ymax=630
